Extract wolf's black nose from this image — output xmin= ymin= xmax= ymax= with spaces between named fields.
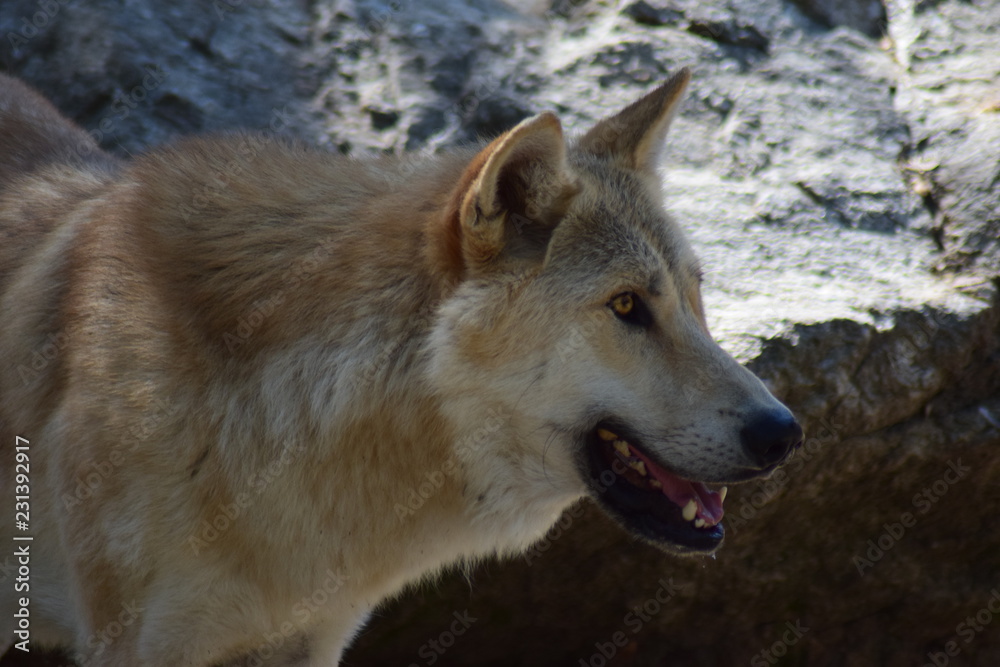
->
xmin=741 ymin=410 xmax=803 ymax=469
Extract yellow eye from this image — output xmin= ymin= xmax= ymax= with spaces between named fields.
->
xmin=610 ymin=292 xmax=634 ymax=317
xmin=609 ymin=291 xmax=652 ymax=328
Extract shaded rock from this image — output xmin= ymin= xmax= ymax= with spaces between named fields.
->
xmin=454 ymin=90 xmax=532 ymax=142
xmin=366 ymin=106 xmax=400 ymax=130
xmin=791 ymin=0 xmax=888 ymax=37
xmin=592 ymin=41 xmax=670 ymax=86
xmin=405 ymin=107 xmax=448 ymax=149
xmin=0 ymin=0 xmax=319 ymax=153
xmin=622 ymin=1 xmax=684 ymax=27
xmin=686 ymin=18 xmax=770 ymax=53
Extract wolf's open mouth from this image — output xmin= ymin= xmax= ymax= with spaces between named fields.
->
xmin=583 ymin=422 xmax=727 ymax=553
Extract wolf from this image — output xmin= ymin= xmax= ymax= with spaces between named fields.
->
xmin=0 ymin=68 xmax=801 ymax=665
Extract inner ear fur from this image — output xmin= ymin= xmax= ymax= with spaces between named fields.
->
xmin=443 ymin=112 xmax=578 ymax=276
xmin=579 ymin=67 xmax=691 ymax=173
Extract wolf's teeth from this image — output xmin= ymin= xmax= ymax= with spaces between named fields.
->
xmin=649 ymin=479 xmax=662 ymax=489
xmin=719 ymin=486 xmax=728 ymax=503
xmin=598 ymin=428 xmax=618 ymax=441
xmin=694 ymin=518 xmax=707 ymax=529
xmin=629 ymin=460 xmax=647 ymax=476
xmin=613 ymin=440 xmax=631 ymax=457
xmin=682 ymin=499 xmax=697 ymax=522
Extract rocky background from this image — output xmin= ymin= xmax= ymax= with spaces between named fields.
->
xmin=1 ymin=0 xmax=998 ymax=665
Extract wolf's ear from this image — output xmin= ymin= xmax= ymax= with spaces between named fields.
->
xmin=579 ymin=67 xmax=691 ymax=173
xmin=436 ymin=112 xmax=578 ymax=277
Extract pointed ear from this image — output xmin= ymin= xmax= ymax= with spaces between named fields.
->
xmin=443 ymin=112 xmax=578 ymax=275
xmin=578 ymin=67 xmax=691 ymax=172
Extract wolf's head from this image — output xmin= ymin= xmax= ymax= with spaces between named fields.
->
xmin=427 ymin=68 xmax=802 ymax=555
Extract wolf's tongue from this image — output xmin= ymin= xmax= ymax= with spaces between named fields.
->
xmin=628 ymin=447 xmax=725 ymax=526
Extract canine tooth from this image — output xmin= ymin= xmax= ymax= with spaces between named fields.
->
xmin=598 ymin=428 xmax=618 ymax=441
xmin=719 ymin=486 xmax=728 ymax=503
xmin=682 ymin=499 xmax=697 ymax=522
xmin=694 ymin=518 xmax=707 ymax=529
xmin=649 ymin=479 xmax=662 ymax=489
xmin=629 ymin=460 xmax=647 ymax=476
xmin=613 ymin=441 xmax=631 ymax=457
